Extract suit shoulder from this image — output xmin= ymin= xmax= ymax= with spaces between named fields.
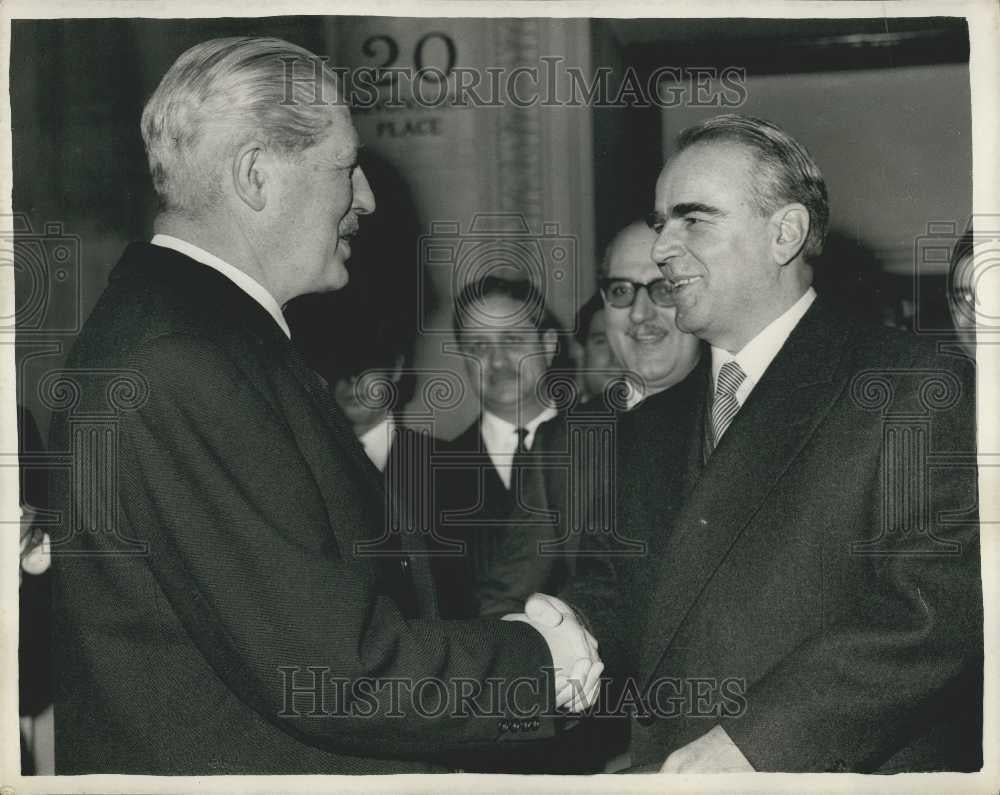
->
xmin=845 ymin=318 xmax=972 ymax=375
xmin=435 ymin=420 xmax=480 ymax=452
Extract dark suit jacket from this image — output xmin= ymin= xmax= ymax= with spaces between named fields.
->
xmin=475 ymin=392 xmax=648 ymax=619
xmin=431 ymin=419 xmax=521 ymax=618
xmin=49 ymin=243 xmax=557 ymax=774
xmin=571 ymin=299 xmax=982 ymax=772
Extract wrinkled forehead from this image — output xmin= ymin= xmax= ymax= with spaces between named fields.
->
xmin=656 ymin=141 xmax=756 ymax=201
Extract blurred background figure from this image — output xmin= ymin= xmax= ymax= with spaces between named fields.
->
xmin=572 ymin=291 xmax=623 ymax=407
xmin=18 ymin=405 xmax=53 ymax=775
xmin=331 ymin=342 xmax=414 ymax=472
xmin=948 ymin=229 xmax=981 ymax=359
xmin=434 ymin=276 xmax=562 ymax=618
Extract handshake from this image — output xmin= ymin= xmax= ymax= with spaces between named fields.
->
xmin=503 ymin=593 xmax=603 ymax=713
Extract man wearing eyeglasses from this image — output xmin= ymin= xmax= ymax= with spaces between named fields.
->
xmin=599 ymin=220 xmax=702 ymax=409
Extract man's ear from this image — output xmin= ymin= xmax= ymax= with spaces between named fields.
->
xmin=770 ymin=203 xmax=809 ymax=266
xmin=232 ymin=142 xmax=267 ymax=212
xmin=542 ymin=328 xmax=559 ymax=366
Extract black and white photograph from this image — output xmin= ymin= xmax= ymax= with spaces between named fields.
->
xmin=3 ymin=0 xmax=997 ymax=790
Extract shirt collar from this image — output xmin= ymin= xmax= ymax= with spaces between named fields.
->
xmin=711 ymin=287 xmax=816 ymax=392
xmin=358 ymin=415 xmax=396 ymax=473
xmin=151 ymin=233 xmax=291 ymax=339
xmin=480 ymin=406 xmax=558 ymax=456
xmin=479 ymin=406 xmax=558 ymax=489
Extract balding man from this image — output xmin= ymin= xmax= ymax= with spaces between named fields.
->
xmin=600 ymin=220 xmax=701 ymax=409
xmin=49 ymin=37 xmax=600 ymax=775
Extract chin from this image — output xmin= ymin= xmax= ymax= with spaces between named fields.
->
xmin=325 ymin=259 xmax=350 ymax=291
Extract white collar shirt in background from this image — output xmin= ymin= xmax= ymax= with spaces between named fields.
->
xmin=480 ymin=406 xmax=559 ymax=488
xmin=358 ymin=415 xmax=397 ymax=473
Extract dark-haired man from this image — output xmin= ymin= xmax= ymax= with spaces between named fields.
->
xmin=593 ymin=114 xmax=981 ymax=773
xmin=432 ymin=276 xmax=562 ymax=618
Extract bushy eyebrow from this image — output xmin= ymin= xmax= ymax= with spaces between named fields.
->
xmin=671 ymin=202 xmax=723 ymax=218
xmin=647 ymin=202 xmax=723 ymax=229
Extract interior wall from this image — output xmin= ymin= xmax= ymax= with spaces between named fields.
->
xmin=659 ymin=64 xmax=973 ymax=276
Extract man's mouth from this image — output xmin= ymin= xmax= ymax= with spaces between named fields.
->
xmin=338 ymin=231 xmax=356 ymax=256
xmin=628 ymin=326 xmax=668 ymax=343
xmin=669 ymin=275 xmax=701 ymax=289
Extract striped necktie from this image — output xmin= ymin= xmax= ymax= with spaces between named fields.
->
xmin=711 ymin=360 xmax=747 ymax=446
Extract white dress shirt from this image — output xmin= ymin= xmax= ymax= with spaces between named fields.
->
xmin=710 ymin=287 xmax=817 ymax=419
xmin=358 ymin=415 xmax=397 ymax=473
xmin=480 ymin=406 xmax=558 ymax=489
xmin=151 ymin=233 xmax=291 ymax=339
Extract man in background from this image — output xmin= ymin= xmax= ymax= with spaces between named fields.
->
xmin=600 ymin=220 xmax=702 ymax=410
xmin=432 ymin=276 xmax=563 ymax=618
xmin=477 ymin=220 xmax=703 ymax=617
xmin=572 ymin=291 xmax=622 ymax=406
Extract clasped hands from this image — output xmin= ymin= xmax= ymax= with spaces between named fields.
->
xmin=502 ymin=592 xmax=603 ymax=713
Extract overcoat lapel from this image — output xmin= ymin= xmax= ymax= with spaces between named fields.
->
xmin=283 ymin=344 xmax=386 ymax=498
xmin=638 ymin=301 xmax=854 ymax=683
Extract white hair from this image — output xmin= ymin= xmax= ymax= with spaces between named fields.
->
xmin=140 ymin=36 xmax=344 ymax=216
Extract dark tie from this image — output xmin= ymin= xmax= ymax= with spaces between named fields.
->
xmin=510 ymin=427 xmax=530 ymax=503
xmin=711 ymin=360 xmax=747 ymax=446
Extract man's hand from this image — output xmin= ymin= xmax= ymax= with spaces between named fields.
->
xmin=502 ymin=592 xmax=603 ymax=713
xmin=20 ymin=509 xmax=50 ymax=583
xmin=659 ymin=725 xmax=755 ymax=773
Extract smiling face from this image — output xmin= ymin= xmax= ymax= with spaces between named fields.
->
xmin=650 ymin=142 xmax=785 ymax=353
xmin=269 ymin=110 xmax=376 ymax=301
xmin=603 ymin=222 xmax=700 ymax=394
xmin=458 ymin=293 xmax=556 ymax=422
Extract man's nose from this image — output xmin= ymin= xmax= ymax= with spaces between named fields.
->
xmin=651 ymin=220 xmax=682 ymax=265
xmin=352 ymin=166 xmax=376 ymax=216
xmin=629 ymin=286 xmax=657 ymax=323
xmin=488 ymin=346 xmax=510 ymax=369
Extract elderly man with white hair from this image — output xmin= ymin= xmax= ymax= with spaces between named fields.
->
xmin=49 ymin=36 xmax=601 ymax=775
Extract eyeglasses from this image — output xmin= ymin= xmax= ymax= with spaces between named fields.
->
xmin=599 ymin=277 xmax=677 ymax=308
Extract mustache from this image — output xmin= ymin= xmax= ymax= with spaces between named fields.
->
xmin=627 ymin=324 xmax=669 ymax=337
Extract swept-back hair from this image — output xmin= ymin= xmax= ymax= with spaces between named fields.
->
xmin=676 ymin=114 xmax=829 ymax=260
xmin=141 ymin=36 xmax=341 ymax=215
